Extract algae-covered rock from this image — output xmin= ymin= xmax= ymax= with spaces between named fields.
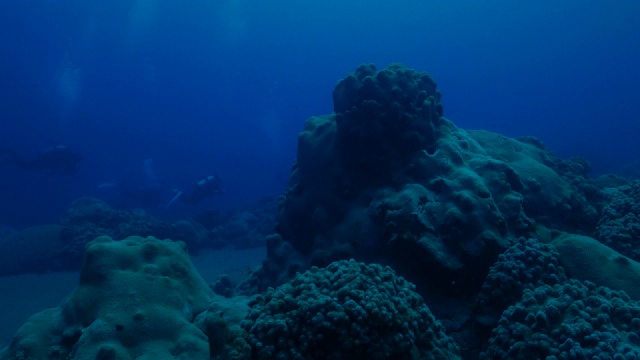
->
xmin=469 ymin=131 xmax=598 ymax=233
xmin=194 ymin=295 xmax=253 ymax=360
xmin=1 ymin=236 xmax=215 ymax=360
xmin=552 ymin=233 xmax=640 ymax=300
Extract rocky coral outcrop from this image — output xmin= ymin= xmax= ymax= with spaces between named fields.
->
xmin=263 ymin=63 xmax=597 ymax=300
xmin=1 ymin=236 xmax=216 ymax=359
xmin=482 ymin=280 xmax=640 ymax=359
xmin=595 ymin=180 xmax=640 ymax=261
xmin=58 ymin=197 xmax=192 ymax=262
xmin=243 ymin=259 xmax=460 ymax=359
xmin=552 ymin=233 xmax=640 ymax=300
xmin=475 ymin=237 xmax=567 ymax=328
xmin=193 ymin=196 xmax=277 ymax=250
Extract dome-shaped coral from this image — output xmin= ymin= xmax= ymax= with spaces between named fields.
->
xmin=242 ymin=259 xmax=460 ymax=359
xmin=483 ymin=279 xmax=640 ymax=359
xmin=475 ymin=237 xmax=567 ymax=327
xmin=595 ymin=180 xmax=640 ymax=261
xmin=333 ymin=63 xmax=443 ymax=178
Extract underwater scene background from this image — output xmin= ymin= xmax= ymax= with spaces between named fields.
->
xmin=1 ymin=1 xmax=640 ymax=359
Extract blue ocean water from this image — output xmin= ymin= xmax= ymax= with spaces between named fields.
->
xmin=1 ymin=1 xmax=638 ymax=227
xmin=2 ymin=2 xmax=640 ymax=358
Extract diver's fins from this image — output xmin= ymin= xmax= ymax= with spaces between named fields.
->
xmin=166 ymin=190 xmax=183 ymax=208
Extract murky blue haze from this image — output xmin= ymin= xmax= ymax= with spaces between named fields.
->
xmin=0 ymin=1 xmax=638 ymax=227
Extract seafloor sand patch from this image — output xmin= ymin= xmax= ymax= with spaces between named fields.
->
xmin=0 ymin=246 xmax=265 ymax=348
xmin=0 ymin=271 xmax=77 ymax=348
xmin=191 ymin=246 xmax=265 ymax=285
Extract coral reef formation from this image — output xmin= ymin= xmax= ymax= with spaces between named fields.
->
xmin=0 ymin=198 xmax=205 ymax=276
xmin=475 ymin=237 xmax=567 ymax=327
xmin=333 ymin=63 xmax=443 ymax=177
xmin=483 ymin=280 xmax=640 ymax=359
xmin=243 ymin=259 xmax=460 ymax=359
xmin=595 ymin=180 xmax=640 ymax=261
xmin=193 ymin=196 xmax=277 ymax=250
xmin=58 ymin=197 xmax=202 ymax=260
xmin=264 ymin=63 xmax=597 ymax=300
xmin=5 ymin=63 xmax=640 ymax=358
xmin=0 ymin=196 xmax=275 ymax=276
xmin=1 ymin=236 xmax=216 ymax=359
xmin=552 ymin=233 xmax=640 ymax=300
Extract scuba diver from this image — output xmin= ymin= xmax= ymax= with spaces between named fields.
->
xmin=0 ymin=145 xmax=82 ymax=174
xmin=167 ymin=175 xmax=223 ymax=207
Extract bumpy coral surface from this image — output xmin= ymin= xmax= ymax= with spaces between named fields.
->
xmin=595 ymin=180 xmax=640 ymax=261
xmin=59 ymin=197 xmax=179 ymax=263
xmin=483 ymin=280 xmax=640 ymax=359
xmin=333 ymin=63 xmax=443 ymax=178
xmin=243 ymin=259 xmax=460 ymax=359
xmin=268 ymin=64 xmax=597 ymax=300
xmin=194 ymin=196 xmax=277 ymax=250
xmin=1 ymin=236 xmax=215 ymax=360
xmin=475 ymin=237 xmax=567 ymax=326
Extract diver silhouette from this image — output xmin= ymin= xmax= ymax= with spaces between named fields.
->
xmin=0 ymin=145 xmax=82 ymax=175
xmin=167 ymin=175 xmax=223 ymax=207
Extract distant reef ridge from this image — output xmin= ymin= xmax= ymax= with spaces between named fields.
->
xmin=4 ymin=63 xmax=640 ymax=359
xmin=0 ymin=196 xmax=277 ymax=276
